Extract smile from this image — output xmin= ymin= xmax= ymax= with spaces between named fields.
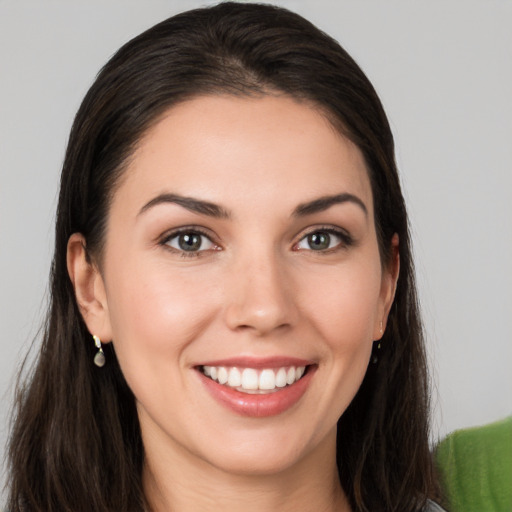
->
xmin=201 ymin=365 xmax=306 ymax=394
xmin=196 ymin=359 xmax=316 ymax=417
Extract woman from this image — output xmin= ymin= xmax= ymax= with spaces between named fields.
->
xmin=7 ymin=3 xmax=441 ymax=511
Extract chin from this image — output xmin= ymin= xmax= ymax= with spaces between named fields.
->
xmin=196 ymin=425 xmax=333 ymax=478
xmin=207 ymin=447 xmax=305 ymax=477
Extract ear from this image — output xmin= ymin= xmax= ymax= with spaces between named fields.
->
xmin=67 ymin=233 xmax=113 ymax=342
xmin=374 ymin=233 xmax=400 ymax=340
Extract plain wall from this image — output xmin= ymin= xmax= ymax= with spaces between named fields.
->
xmin=1 ymin=0 xmax=511 ymax=492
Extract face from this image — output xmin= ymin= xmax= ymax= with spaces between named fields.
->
xmin=87 ymin=95 xmax=397 ymax=477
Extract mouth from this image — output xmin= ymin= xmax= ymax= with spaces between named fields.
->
xmin=195 ymin=360 xmax=316 ymax=417
xmin=199 ymin=365 xmax=307 ymax=394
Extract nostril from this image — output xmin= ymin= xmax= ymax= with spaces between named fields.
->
xmin=225 ymin=306 xmax=294 ymax=335
xmin=222 ymin=263 xmax=298 ymax=334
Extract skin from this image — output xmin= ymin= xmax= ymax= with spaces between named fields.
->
xmin=68 ymin=95 xmax=399 ymax=512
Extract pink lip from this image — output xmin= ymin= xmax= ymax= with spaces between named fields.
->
xmin=196 ymin=363 xmax=317 ymax=418
xmin=196 ymin=356 xmax=314 ymax=369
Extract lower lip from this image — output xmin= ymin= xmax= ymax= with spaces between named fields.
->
xmin=198 ymin=367 xmax=315 ymax=418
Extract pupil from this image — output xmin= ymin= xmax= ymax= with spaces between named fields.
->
xmin=179 ymin=233 xmax=201 ymax=251
xmin=308 ymin=232 xmax=330 ymax=250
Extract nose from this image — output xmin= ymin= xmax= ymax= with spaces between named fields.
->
xmin=224 ymin=252 xmax=297 ymax=336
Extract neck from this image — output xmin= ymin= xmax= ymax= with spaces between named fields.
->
xmin=142 ymin=429 xmax=350 ymax=512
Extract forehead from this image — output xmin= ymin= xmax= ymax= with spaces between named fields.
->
xmin=115 ymin=94 xmax=373 ymax=217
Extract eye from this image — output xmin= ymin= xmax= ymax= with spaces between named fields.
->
xmin=295 ymin=229 xmax=350 ymax=252
xmin=164 ymin=230 xmax=216 ymax=253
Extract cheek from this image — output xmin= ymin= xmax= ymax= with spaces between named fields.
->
xmin=103 ymin=260 xmax=224 ymax=430
xmin=104 ymin=258 xmax=219 ymax=371
xmin=300 ymin=261 xmax=382 ymax=350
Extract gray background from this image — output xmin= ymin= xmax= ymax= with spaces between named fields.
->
xmin=1 ymin=0 xmax=511 ymax=492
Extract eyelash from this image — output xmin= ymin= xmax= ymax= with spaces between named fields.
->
xmin=159 ymin=227 xmax=219 ymax=258
xmin=158 ymin=225 xmax=353 ymax=258
xmin=293 ymin=226 xmax=354 ymax=254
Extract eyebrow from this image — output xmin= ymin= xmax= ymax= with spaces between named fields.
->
xmin=138 ymin=191 xmax=367 ymax=220
xmin=138 ymin=193 xmax=231 ymax=219
xmin=293 ymin=193 xmax=368 ymax=217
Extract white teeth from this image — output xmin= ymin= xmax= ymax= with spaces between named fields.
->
xmin=227 ymin=367 xmax=241 ymax=387
xmin=241 ymin=368 xmax=259 ymax=390
xmin=201 ymin=365 xmax=307 ymax=393
xmin=275 ymin=367 xmax=287 ymax=388
xmin=217 ymin=367 xmax=228 ymax=384
xmin=259 ymin=369 xmax=275 ymax=390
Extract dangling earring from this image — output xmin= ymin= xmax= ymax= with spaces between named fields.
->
xmin=93 ymin=335 xmax=106 ymax=367
xmin=372 ymin=321 xmax=384 ymax=364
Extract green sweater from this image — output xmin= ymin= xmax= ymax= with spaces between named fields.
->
xmin=435 ymin=416 xmax=512 ymax=512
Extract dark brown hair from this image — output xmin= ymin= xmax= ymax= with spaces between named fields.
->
xmin=7 ymin=3 xmax=437 ymax=511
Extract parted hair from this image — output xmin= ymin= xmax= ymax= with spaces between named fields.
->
xmin=7 ymin=3 xmax=437 ymax=511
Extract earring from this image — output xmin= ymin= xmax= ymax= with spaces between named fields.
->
xmin=372 ymin=322 xmax=384 ymax=364
xmin=93 ymin=335 xmax=106 ymax=367
xmin=371 ymin=342 xmax=381 ymax=364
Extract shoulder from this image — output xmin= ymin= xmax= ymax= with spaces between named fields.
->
xmin=437 ymin=415 xmax=512 ymax=454
xmin=435 ymin=416 xmax=512 ymax=510
xmin=423 ymin=499 xmax=447 ymax=512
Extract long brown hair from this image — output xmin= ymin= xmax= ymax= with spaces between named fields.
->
xmin=7 ymin=3 xmax=437 ymax=511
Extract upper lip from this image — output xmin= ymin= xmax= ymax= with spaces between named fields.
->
xmin=195 ymin=356 xmax=315 ymax=369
